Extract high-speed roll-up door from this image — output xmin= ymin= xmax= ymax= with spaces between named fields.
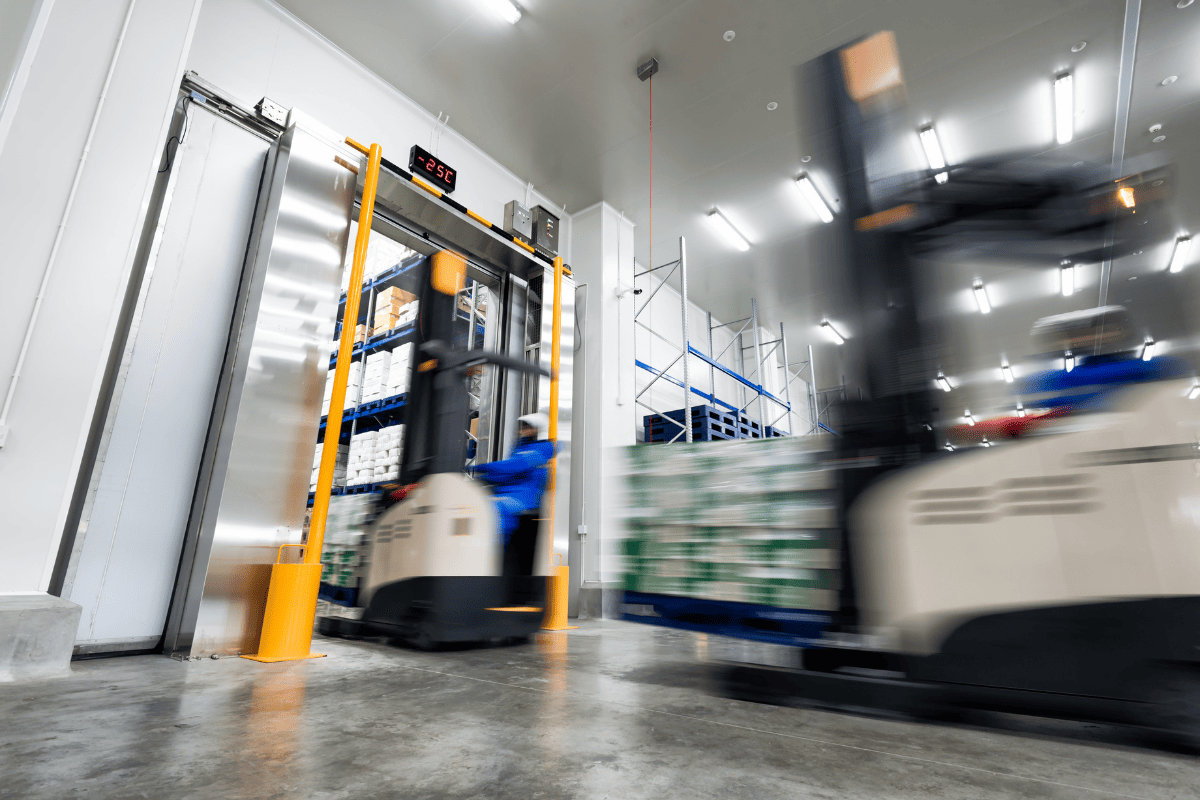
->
xmin=65 ymin=102 xmax=272 ymax=654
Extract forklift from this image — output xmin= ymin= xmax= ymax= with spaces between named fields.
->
xmin=318 ymin=250 xmax=551 ymax=649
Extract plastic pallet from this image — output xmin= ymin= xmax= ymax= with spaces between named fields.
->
xmin=621 ymin=591 xmax=832 ymax=648
xmin=318 ymin=582 xmax=358 ymax=608
xmin=644 ymin=405 xmax=740 ymax=440
xmin=765 ymin=426 xmax=787 ymax=438
xmin=643 ymin=424 xmax=738 ymax=443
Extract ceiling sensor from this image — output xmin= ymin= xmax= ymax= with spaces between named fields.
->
xmin=1150 ymin=123 xmax=1163 ymax=132
xmin=723 ymin=30 xmax=736 ymax=42
xmin=767 ymin=102 xmax=778 ymax=111
xmin=1162 ymin=76 xmax=1178 ymax=85
xmin=1154 ymin=135 xmax=1167 ymax=143
xmin=801 ymin=155 xmax=812 ymax=163
xmin=1153 ymin=179 xmax=1164 ymax=186
xmin=1071 ymin=41 xmax=1087 ymax=52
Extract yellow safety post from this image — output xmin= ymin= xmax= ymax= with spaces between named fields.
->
xmin=243 ymin=138 xmax=382 ymax=663
xmin=542 ymin=554 xmax=575 ymax=631
xmin=542 ymin=255 xmax=573 ymax=631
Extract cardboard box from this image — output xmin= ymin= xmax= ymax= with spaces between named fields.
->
xmin=376 ymin=286 xmax=417 ymax=307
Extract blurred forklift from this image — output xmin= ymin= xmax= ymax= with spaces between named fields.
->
xmin=319 ymin=248 xmax=553 ymax=650
xmin=720 ymin=32 xmax=1200 ymax=744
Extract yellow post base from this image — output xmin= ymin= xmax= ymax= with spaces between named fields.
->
xmin=241 ymin=562 xmax=326 ymax=663
xmin=541 ymin=563 xmax=576 ymax=631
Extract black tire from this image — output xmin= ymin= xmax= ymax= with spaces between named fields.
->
xmin=410 ymin=624 xmax=439 ymax=652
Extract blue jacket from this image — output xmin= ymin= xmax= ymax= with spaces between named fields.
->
xmin=473 ymin=440 xmax=554 ymax=542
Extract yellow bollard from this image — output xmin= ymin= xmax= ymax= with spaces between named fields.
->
xmin=243 ymin=546 xmax=325 ymax=662
xmin=542 ymin=554 xmax=576 ymax=631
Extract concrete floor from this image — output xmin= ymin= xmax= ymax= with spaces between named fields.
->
xmin=2 ymin=620 xmax=1197 ymax=799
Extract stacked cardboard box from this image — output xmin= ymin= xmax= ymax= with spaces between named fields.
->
xmin=309 ymin=442 xmax=348 ymax=492
xmin=346 ymin=430 xmax=377 ymax=486
xmin=619 ymin=436 xmax=838 ymax=610
xmin=319 ymin=493 xmax=376 ymax=588
xmin=372 ymin=287 xmax=418 ymax=336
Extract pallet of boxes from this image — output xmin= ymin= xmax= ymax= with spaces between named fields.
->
xmin=312 ymin=493 xmax=377 ymax=607
xmin=372 ymin=286 xmax=418 ymax=338
xmin=619 ymin=436 xmax=839 ymax=613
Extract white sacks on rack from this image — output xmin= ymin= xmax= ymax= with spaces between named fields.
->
xmin=310 ymin=442 xmax=348 ymax=492
xmin=360 ymin=351 xmax=391 ymax=404
xmin=386 ymin=342 xmax=413 ymax=398
xmin=346 ymin=430 xmax=377 ymax=486
xmin=321 ymin=363 xmax=364 ymax=415
xmin=373 ymin=424 xmax=404 ymax=482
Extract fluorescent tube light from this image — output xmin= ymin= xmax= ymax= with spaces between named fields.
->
xmin=1065 ymin=351 xmax=1075 ymax=372
xmin=1016 ymin=403 xmax=1026 ymax=417
xmin=1189 ymin=385 xmax=1200 ymax=400
xmin=481 ymin=0 xmax=521 ymax=24
xmin=1061 ymin=261 xmax=1075 ymax=296
xmin=794 ymin=174 xmax=834 ymax=223
xmin=1002 ymin=363 xmax=1014 ymax=383
xmin=973 ymin=280 xmax=991 ymax=314
xmin=981 ymin=437 xmax=992 ymax=447
xmin=1142 ymin=339 xmax=1156 ymax=361
xmin=1054 ymin=72 xmax=1074 ymax=145
xmin=936 ymin=373 xmax=952 ymax=392
xmin=820 ymin=320 xmax=845 ymax=345
xmin=706 ymin=209 xmax=750 ymax=251
xmin=965 ymin=409 xmax=975 ymax=426
xmin=919 ymin=125 xmax=948 ymax=183
xmin=945 ymin=443 xmax=955 ymax=452
xmin=1118 ymin=186 xmax=1136 ymax=209
xmin=1169 ymin=236 xmax=1191 ymax=273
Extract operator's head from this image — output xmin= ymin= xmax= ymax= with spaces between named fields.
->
xmin=517 ymin=413 xmax=549 ymax=444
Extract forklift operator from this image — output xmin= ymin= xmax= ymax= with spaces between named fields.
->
xmin=472 ymin=413 xmax=554 ymax=547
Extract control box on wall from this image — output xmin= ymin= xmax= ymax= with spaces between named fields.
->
xmin=531 ymin=206 xmax=559 ymax=258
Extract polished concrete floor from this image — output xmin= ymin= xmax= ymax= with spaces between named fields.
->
xmin=2 ymin=619 xmax=1197 ymax=799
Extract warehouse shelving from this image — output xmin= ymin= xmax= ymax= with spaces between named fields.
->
xmin=633 ymin=235 xmax=824 ymax=443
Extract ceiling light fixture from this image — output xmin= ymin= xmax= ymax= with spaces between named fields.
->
xmin=1071 ymin=41 xmax=1087 ymax=52
xmin=820 ymin=320 xmax=845 ymax=345
xmin=1154 ymin=135 xmax=1167 ymax=143
xmin=1016 ymin=402 xmax=1026 ymax=417
xmin=1180 ymin=0 xmax=1194 ymax=8
xmin=706 ymin=209 xmax=750 ymax=251
xmin=936 ymin=372 xmax=952 ymax=392
xmin=723 ymin=30 xmax=736 ymax=42
xmin=1054 ymin=72 xmax=1074 ymax=145
xmin=767 ymin=102 xmax=778 ymax=111
xmin=965 ymin=409 xmax=975 ymax=426
xmin=480 ymin=0 xmax=521 ymax=24
xmin=1188 ymin=384 xmax=1200 ymax=400
xmin=1065 ymin=351 xmax=1075 ymax=372
xmin=1061 ymin=260 xmax=1075 ymax=296
xmin=794 ymin=174 xmax=834 ymax=223
xmin=1142 ymin=338 xmax=1156 ymax=361
xmin=973 ymin=279 xmax=992 ymax=314
xmin=945 ymin=442 xmax=955 ymax=452
xmin=1170 ymin=236 xmax=1192 ymax=272
xmin=1162 ymin=76 xmax=1178 ymax=85
xmin=1002 ymin=362 xmax=1014 ymax=383
xmin=1118 ymin=186 xmax=1136 ymax=208
xmin=919 ymin=124 xmax=948 ymax=183
xmin=981 ymin=437 xmax=992 ymax=448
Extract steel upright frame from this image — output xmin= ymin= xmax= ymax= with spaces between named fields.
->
xmin=633 ymin=236 xmax=822 ymax=440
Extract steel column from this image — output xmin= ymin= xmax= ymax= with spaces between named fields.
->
xmin=808 ymin=344 xmax=818 ymax=434
xmin=751 ymin=299 xmax=765 ymax=433
xmin=679 ymin=237 xmax=692 ymax=442
xmin=780 ymin=322 xmax=793 ymax=436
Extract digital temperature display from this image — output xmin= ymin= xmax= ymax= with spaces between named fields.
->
xmin=408 ymin=145 xmax=457 ymax=194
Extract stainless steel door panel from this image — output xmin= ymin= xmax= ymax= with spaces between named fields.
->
xmin=164 ymin=123 xmax=359 ymax=657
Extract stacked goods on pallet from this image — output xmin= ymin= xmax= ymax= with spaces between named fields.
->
xmin=345 ymin=424 xmax=405 ymax=486
xmin=620 ymin=436 xmax=838 ymax=610
xmin=372 ymin=286 xmax=418 ymax=336
xmin=319 ymin=493 xmax=376 ymax=588
xmin=361 ymin=351 xmax=391 ymax=404
xmin=346 ymin=430 xmax=378 ymax=486
xmin=309 ymin=442 xmax=348 ymax=492
xmin=322 ymin=363 xmax=364 ymax=415
xmin=341 ymin=220 xmax=414 ymax=290
xmin=386 ymin=342 xmax=413 ymax=398
xmin=372 ymin=424 xmax=404 ymax=483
